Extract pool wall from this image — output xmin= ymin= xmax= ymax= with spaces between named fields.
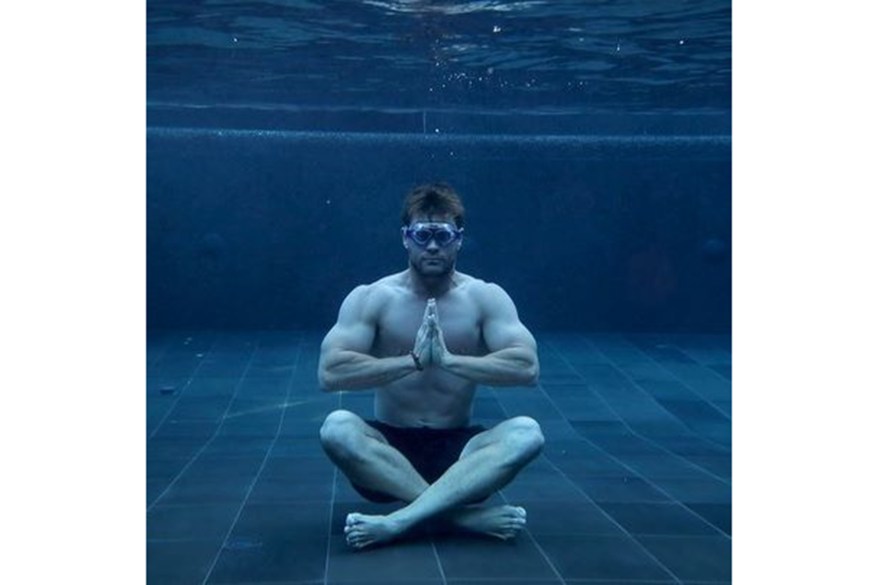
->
xmin=147 ymin=119 xmax=730 ymax=332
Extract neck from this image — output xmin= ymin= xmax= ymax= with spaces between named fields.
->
xmin=406 ymin=266 xmax=456 ymax=298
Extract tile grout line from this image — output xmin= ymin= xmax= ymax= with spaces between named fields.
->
xmin=429 ymin=540 xmax=449 ymax=585
xmin=505 ymin=417 xmax=686 ymax=583
xmin=627 ymin=332 xmax=733 ymax=386
xmin=677 ymin=500 xmax=732 ymax=539
xmin=323 ymin=389 xmax=343 ymax=585
xmin=147 ymin=333 xmax=223 ymax=440
xmin=655 ymin=335 xmax=733 ymax=392
xmin=582 ymin=334 xmax=732 ymax=465
xmin=145 ymin=330 xmax=178 ymax=370
xmin=528 ymin=342 xmax=716 ymax=585
xmin=545 ymin=338 xmax=731 ymax=506
xmin=147 ymin=335 xmax=257 ymax=513
xmin=637 ymin=332 xmax=732 ymax=372
xmin=541 ymin=339 xmax=731 ymax=541
xmin=615 ymin=333 xmax=731 ymax=420
xmin=487 ymin=388 xmax=567 ymax=585
xmin=588 ymin=335 xmax=732 ymax=457
xmin=201 ymin=332 xmax=306 ymax=585
xmin=562 ymin=335 xmax=732 ymax=481
xmin=322 ymin=467 xmax=339 ymax=585
xmin=658 ymin=333 xmax=732 ymax=369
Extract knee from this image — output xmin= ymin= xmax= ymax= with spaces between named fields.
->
xmin=505 ymin=416 xmax=545 ymax=464
xmin=319 ymin=410 xmax=362 ymax=459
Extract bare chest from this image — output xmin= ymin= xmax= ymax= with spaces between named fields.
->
xmin=372 ymin=294 xmax=484 ymax=357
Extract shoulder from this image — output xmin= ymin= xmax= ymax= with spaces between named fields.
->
xmin=456 ymin=272 xmax=510 ymax=300
xmin=456 ymin=274 xmax=517 ymax=314
xmin=341 ymin=273 xmax=404 ymax=317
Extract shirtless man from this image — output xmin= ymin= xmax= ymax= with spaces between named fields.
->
xmin=318 ymin=182 xmax=544 ymax=549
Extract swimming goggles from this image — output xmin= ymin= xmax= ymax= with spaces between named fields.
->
xmin=403 ymin=222 xmax=463 ymax=248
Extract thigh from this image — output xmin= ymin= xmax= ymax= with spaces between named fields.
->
xmin=326 ymin=409 xmax=390 ymax=445
xmin=458 ymin=417 xmax=525 ymax=460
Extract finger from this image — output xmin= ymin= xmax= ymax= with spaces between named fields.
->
xmin=433 ymin=324 xmax=444 ymax=345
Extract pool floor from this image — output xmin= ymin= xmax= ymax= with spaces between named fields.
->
xmin=147 ymin=330 xmax=731 ymax=584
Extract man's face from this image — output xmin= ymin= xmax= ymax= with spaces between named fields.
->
xmin=402 ymin=214 xmax=463 ymax=277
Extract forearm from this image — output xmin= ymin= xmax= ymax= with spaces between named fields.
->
xmin=319 ymin=351 xmax=418 ymax=392
xmin=441 ymin=348 xmax=539 ymax=386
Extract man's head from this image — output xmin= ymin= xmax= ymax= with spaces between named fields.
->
xmin=400 ymin=182 xmax=465 ymax=229
xmin=400 ymin=183 xmax=465 ymax=277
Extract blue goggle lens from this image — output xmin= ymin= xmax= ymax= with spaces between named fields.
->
xmin=406 ymin=224 xmax=460 ymax=247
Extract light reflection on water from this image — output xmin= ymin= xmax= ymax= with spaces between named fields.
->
xmin=147 ymin=0 xmax=731 ymax=115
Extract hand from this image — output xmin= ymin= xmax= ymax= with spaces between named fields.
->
xmin=426 ymin=299 xmax=451 ymax=367
xmin=412 ymin=300 xmax=435 ymax=368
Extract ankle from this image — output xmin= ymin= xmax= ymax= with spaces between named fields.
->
xmin=386 ymin=509 xmax=418 ymax=533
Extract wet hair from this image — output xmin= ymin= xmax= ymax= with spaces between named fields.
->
xmin=400 ymin=182 xmax=466 ymax=228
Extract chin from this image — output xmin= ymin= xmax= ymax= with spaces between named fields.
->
xmin=416 ymin=260 xmax=452 ymax=277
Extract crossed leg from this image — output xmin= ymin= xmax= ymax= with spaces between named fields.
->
xmin=319 ymin=409 xmax=544 ymax=549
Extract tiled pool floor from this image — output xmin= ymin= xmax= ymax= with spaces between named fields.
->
xmin=147 ymin=331 xmax=731 ymax=584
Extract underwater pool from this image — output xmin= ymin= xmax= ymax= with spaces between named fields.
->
xmin=147 ymin=2 xmax=731 ymax=583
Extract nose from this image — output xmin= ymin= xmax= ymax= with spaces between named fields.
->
xmin=425 ymin=238 xmax=441 ymax=251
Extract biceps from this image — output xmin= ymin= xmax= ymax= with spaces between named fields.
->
xmin=483 ymin=319 xmax=537 ymax=356
xmin=320 ymin=285 xmax=377 ymax=364
xmin=321 ymin=321 xmax=375 ymax=361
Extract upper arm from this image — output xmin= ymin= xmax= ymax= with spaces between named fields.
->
xmin=479 ymin=283 xmax=538 ymax=358
xmin=319 ymin=285 xmax=378 ymax=367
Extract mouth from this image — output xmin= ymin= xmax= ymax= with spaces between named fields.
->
xmin=420 ymin=257 xmax=446 ymax=270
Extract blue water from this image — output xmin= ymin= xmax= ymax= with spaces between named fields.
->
xmin=147 ymin=3 xmax=732 ymax=584
xmin=148 ymin=0 xmax=731 ymax=118
xmin=147 ymin=2 xmax=732 ymax=334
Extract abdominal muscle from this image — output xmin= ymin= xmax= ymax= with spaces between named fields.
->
xmin=374 ymin=369 xmax=477 ymax=429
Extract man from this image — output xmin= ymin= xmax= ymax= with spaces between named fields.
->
xmin=318 ymin=182 xmax=544 ymax=549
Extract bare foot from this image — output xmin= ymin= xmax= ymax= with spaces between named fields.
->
xmin=449 ymin=505 xmax=527 ymax=540
xmin=344 ymin=512 xmax=407 ymax=549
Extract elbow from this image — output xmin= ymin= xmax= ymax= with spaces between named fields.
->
xmin=318 ymin=368 xmax=338 ymax=392
xmin=526 ymin=368 xmax=539 ymax=387
xmin=318 ymin=353 xmax=345 ymax=392
xmin=522 ymin=362 xmax=540 ymax=387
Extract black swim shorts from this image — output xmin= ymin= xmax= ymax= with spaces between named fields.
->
xmin=351 ymin=420 xmax=487 ymax=503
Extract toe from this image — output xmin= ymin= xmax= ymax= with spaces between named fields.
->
xmin=346 ymin=513 xmax=364 ymax=526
